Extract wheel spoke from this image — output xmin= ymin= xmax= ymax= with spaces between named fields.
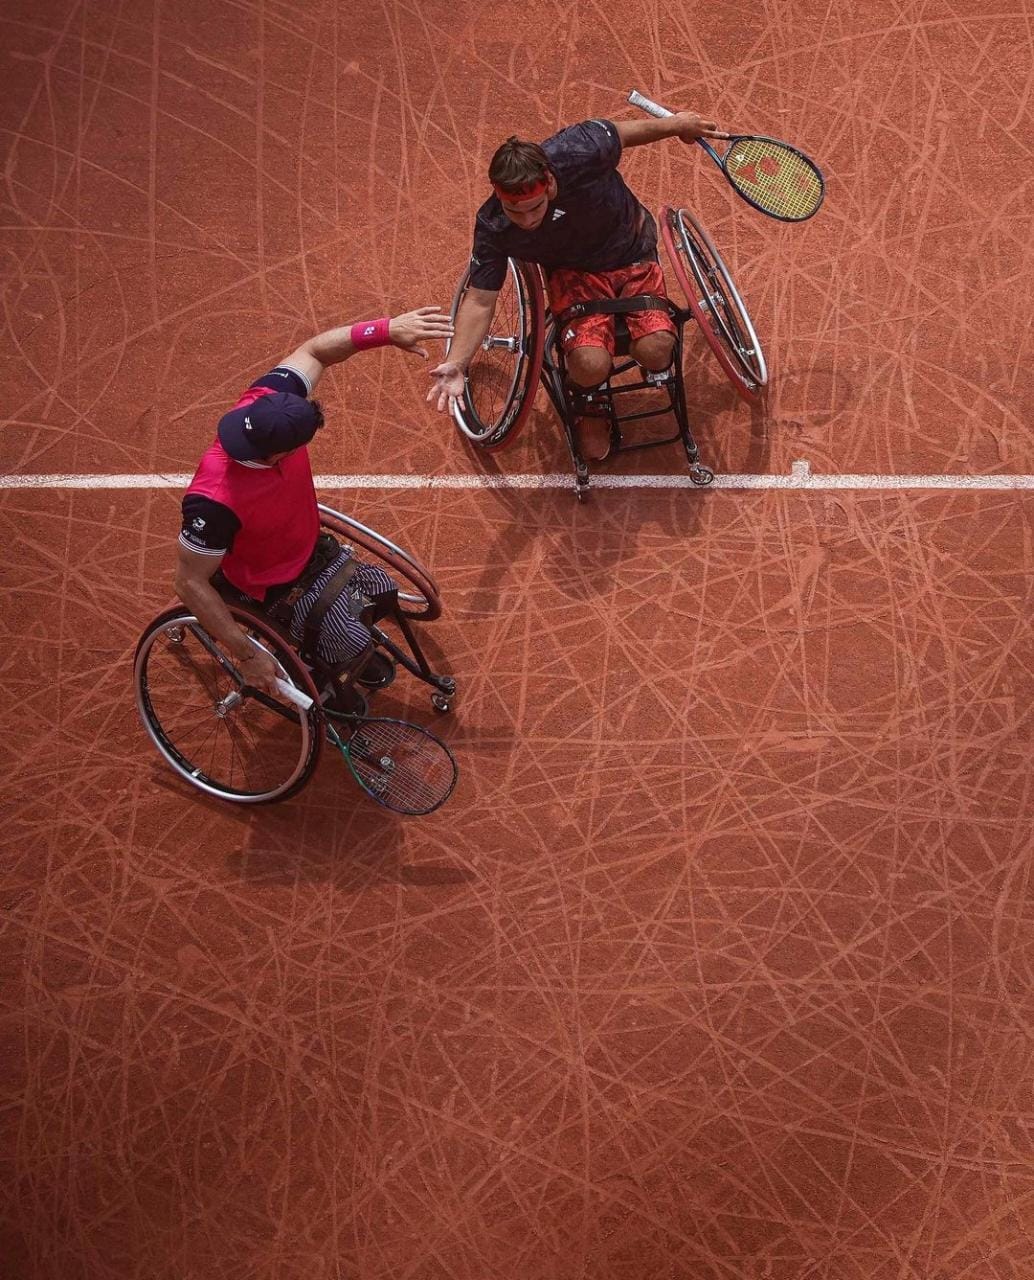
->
xmin=661 ymin=205 xmax=766 ymax=401
xmin=135 ymin=612 xmax=322 ymax=803
xmin=449 ymin=260 xmax=543 ymax=448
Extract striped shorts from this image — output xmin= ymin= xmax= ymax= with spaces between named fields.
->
xmin=288 ymin=550 xmax=395 ymax=665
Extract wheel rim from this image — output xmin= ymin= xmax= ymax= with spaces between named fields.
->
xmin=318 ymin=505 xmax=441 ymax=621
xmin=661 ymin=206 xmax=767 ymax=400
xmin=135 ymin=614 xmax=320 ymax=803
xmin=449 ymin=261 xmax=540 ymax=446
xmin=679 ymin=210 xmax=766 ymax=384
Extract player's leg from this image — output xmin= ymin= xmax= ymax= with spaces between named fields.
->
xmin=565 ymin=344 xmax=612 ymax=388
xmin=621 ymin=259 xmax=677 ymax=371
xmin=546 ymin=266 xmax=616 ymax=385
xmin=545 ymin=267 xmax=616 ymax=462
xmin=563 ymin=339 xmax=613 ymax=463
xmin=632 ymin=328 xmax=676 ymax=371
xmin=290 ymin=552 xmax=397 ymax=706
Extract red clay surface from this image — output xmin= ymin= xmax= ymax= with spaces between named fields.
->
xmin=3 ymin=1 xmax=1034 ymax=1277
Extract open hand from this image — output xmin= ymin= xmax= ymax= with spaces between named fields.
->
xmin=426 ymin=361 xmax=465 ymax=413
xmin=389 ymin=306 xmax=455 ymax=359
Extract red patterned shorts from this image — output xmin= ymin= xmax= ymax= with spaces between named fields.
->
xmin=545 ymin=259 xmax=675 ymax=356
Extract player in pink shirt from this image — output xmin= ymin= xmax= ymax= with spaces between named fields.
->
xmin=176 ymin=307 xmax=452 ymax=703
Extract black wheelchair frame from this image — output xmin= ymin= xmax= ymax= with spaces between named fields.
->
xmin=541 ymin=291 xmax=711 ymax=499
xmin=449 ymin=205 xmax=767 ymax=501
xmin=134 ymin=503 xmax=455 ymax=805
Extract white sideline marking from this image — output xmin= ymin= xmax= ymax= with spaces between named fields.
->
xmin=3 ymin=462 xmax=1034 ymax=492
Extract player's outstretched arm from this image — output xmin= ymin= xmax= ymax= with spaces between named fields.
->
xmin=279 ymin=307 xmax=455 ymax=390
xmin=616 ymin=111 xmax=717 ymax=149
xmin=427 ymin=287 xmax=498 ymax=414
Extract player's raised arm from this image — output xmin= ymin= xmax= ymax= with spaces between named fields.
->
xmin=279 ymin=308 xmax=455 ymax=391
xmin=615 ymin=110 xmax=718 ymax=149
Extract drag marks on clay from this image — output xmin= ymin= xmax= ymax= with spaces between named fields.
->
xmin=4 ymin=0 xmax=1034 ymax=1274
xmin=3 ymin=484 xmax=1033 ymax=1278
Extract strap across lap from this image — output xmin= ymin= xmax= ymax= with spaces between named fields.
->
xmin=301 ymin=556 xmax=359 ymax=660
xmin=554 ymin=294 xmax=677 ymax=325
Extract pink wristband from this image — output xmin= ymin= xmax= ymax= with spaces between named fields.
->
xmin=350 ymin=317 xmax=391 ymax=350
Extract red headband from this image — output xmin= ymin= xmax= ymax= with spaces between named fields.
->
xmin=493 ymin=176 xmax=549 ymax=203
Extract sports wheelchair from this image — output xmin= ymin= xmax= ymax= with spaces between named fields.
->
xmin=134 ymin=504 xmax=456 ymax=805
xmin=450 ymin=206 xmax=767 ymax=500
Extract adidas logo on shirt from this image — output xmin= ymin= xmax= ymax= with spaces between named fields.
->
xmin=551 ymin=208 xmax=566 ymax=221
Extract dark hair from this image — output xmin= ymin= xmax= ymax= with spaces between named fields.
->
xmin=309 ymin=398 xmax=325 ymax=432
xmin=488 ymin=136 xmax=550 ymax=193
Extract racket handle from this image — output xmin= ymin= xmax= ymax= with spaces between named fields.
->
xmin=628 ymin=90 xmax=732 ymax=142
xmin=627 ymin=88 xmax=673 ymax=118
xmin=275 ymin=677 xmax=314 ymax=711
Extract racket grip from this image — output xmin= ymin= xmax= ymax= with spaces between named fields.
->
xmin=627 ymin=88 xmax=673 ymax=119
xmin=275 ymin=677 xmax=314 ymax=711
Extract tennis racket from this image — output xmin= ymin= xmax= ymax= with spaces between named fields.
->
xmin=627 ymin=89 xmax=824 ymax=223
xmin=276 ymin=679 xmax=458 ymax=815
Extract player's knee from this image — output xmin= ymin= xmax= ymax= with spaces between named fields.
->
xmin=632 ymin=332 xmax=675 ymax=371
xmin=567 ymin=347 xmax=612 ymax=388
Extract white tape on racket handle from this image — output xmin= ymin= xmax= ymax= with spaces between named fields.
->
xmin=275 ymin=677 xmax=314 ymax=711
xmin=627 ymin=89 xmax=673 ymax=118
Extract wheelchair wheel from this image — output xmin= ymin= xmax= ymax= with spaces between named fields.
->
xmin=317 ymin=505 xmax=441 ymax=621
xmin=449 ymin=259 xmax=544 ymax=449
xmin=661 ymin=206 xmax=767 ymax=402
xmin=135 ymin=606 xmax=324 ymax=804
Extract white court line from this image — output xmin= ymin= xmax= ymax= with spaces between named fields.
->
xmin=3 ymin=461 xmax=1034 ymax=491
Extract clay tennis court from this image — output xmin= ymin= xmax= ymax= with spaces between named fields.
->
xmin=3 ymin=1 xmax=1033 ymax=1276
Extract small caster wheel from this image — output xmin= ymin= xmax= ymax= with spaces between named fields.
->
xmin=689 ymin=464 xmax=715 ymax=487
xmin=431 ymin=693 xmax=451 ymax=714
xmin=575 ymin=485 xmax=590 ymax=503
xmin=437 ymin=677 xmax=456 ymax=696
xmin=167 ymin=626 xmax=185 ymax=645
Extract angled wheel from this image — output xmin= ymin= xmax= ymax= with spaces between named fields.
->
xmin=135 ymin=605 xmax=324 ymax=804
xmin=318 ymin=504 xmax=441 ymax=621
xmin=661 ymin=205 xmax=767 ymax=402
xmin=449 ymin=259 xmax=545 ymax=449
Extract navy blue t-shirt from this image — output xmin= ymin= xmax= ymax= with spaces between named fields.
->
xmin=467 ymin=119 xmax=657 ymax=290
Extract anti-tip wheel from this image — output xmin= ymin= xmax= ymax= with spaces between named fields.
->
xmin=431 ymin=693 xmax=452 ymax=714
xmin=689 ymin=464 xmax=715 ymax=487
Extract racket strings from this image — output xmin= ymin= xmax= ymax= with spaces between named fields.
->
xmin=347 ymin=720 xmax=457 ymax=814
xmin=725 ymin=138 xmax=822 ymax=221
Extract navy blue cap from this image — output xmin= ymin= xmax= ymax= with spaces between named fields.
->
xmin=217 ymin=392 xmax=320 ymax=462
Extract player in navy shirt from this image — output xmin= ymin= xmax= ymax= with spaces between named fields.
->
xmin=428 ymin=110 xmax=717 ymax=459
